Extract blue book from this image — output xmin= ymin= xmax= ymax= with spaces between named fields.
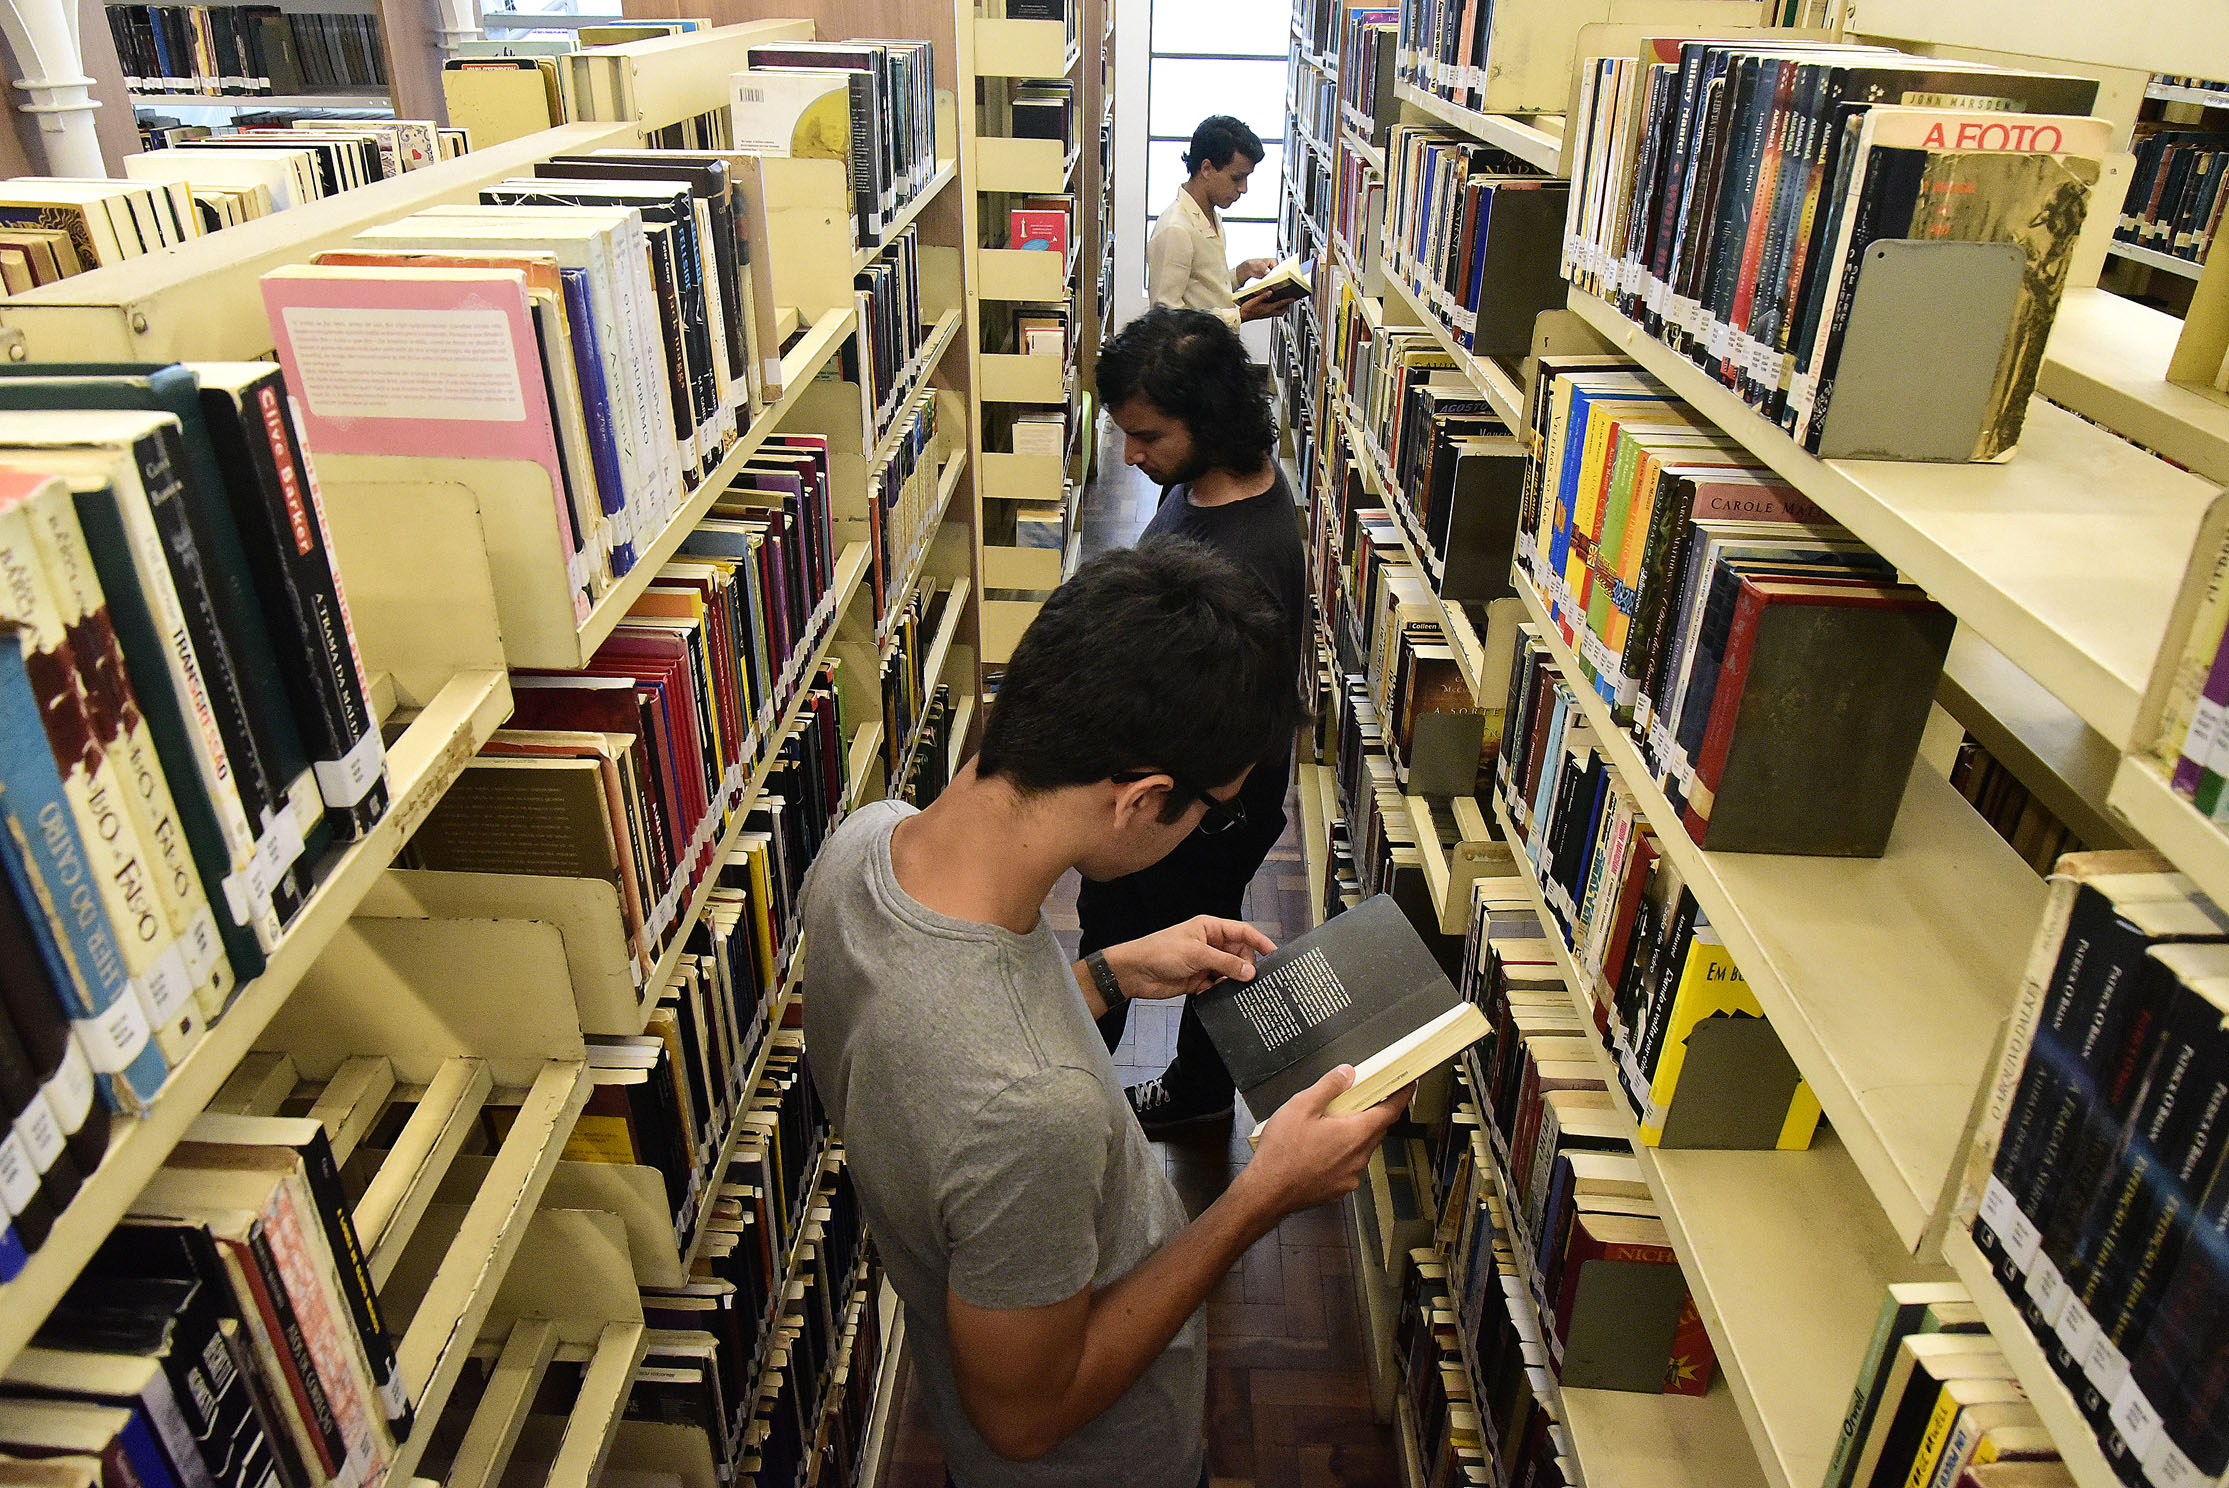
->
xmin=560 ymin=268 xmax=633 ymax=573
xmin=0 ymin=626 xmax=170 ymax=1112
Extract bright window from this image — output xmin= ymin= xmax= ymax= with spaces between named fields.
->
xmin=1142 ymin=0 xmax=1289 ymax=287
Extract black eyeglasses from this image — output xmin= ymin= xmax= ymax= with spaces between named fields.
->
xmin=1112 ymin=769 xmax=1249 ymax=836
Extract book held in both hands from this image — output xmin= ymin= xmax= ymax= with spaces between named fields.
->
xmin=1236 ymin=255 xmax=1315 ymax=310
xmin=1194 ymin=893 xmax=1487 ymax=1137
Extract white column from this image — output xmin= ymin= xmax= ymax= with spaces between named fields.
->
xmin=429 ymin=0 xmax=482 ymax=63
xmin=0 ymin=0 xmax=104 ymax=176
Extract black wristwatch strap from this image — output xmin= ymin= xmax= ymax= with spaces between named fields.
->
xmin=1084 ymin=950 xmax=1126 ymax=1011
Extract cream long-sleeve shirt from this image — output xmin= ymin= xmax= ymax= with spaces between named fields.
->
xmin=1146 ymin=186 xmax=1242 ymax=330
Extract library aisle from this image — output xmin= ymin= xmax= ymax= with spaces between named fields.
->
xmin=875 ymin=422 xmax=1401 ymax=1488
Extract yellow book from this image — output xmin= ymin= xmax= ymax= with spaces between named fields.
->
xmin=1640 ymin=923 xmax=1822 ymax=1149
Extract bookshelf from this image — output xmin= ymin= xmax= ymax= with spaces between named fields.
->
xmin=0 ymin=15 xmax=986 ymax=1487
xmin=1287 ymin=3 xmax=2229 ymax=1488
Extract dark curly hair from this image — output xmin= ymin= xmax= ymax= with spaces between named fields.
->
xmin=1180 ymin=114 xmax=1263 ymax=175
xmin=976 ymin=537 xmax=1305 ymax=818
xmin=1094 ymin=307 xmax=1277 ymax=477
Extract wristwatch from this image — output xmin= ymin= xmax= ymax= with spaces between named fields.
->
xmin=1084 ymin=950 xmax=1126 ymax=1013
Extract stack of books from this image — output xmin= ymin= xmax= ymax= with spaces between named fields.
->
xmin=1560 ymin=42 xmax=2107 ymax=460
xmin=1966 ymin=853 xmax=2229 ymax=1488
xmin=729 ymin=40 xmax=938 ymax=251
xmin=2118 ymin=127 xmax=2229 ymax=268
xmin=266 ymin=148 xmax=793 ymax=620
xmin=1396 ymin=1246 xmax=1500 ymax=1487
xmin=0 ymin=1112 xmax=412 ymax=1488
xmin=0 ymin=363 xmax=392 ymax=1264
xmin=1338 ymin=10 xmax=1397 ymax=134
xmin=107 ymin=5 xmax=389 ymax=96
xmin=869 ymin=392 xmax=942 ymax=632
xmin=878 ymin=584 xmax=956 ymax=777
xmin=1495 ymin=636 xmax=1824 ymax=1151
xmin=1382 ymin=125 xmax=1566 ymax=358
xmin=1519 ymin=358 xmax=1954 ymax=856
xmin=854 ymin=224 xmax=929 ymax=441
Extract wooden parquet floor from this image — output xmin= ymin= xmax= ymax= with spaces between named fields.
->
xmin=871 ymin=777 xmax=1398 ymax=1488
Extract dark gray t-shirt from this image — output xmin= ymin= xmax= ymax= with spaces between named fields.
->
xmin=800 ymin=801 xmax=1206 ymax=1488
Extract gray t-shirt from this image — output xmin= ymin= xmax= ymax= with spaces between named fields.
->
xmin=800 ymin=801 xmax=1206 ymax=1488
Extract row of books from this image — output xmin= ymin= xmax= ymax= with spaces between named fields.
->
xmin=1454 ymin=885 xmax=1719 ymax=1394
xmin=1518 ymin=356 xmax=1954 ymax=857
xmin=1827 ymin=1281 xmax=2067 ymax=1488
xmin=851 ymin=225 xmax=932 ymax=447
xmin=1292 ymin=46 xmax=1338 ymax=151
xmin=1 ymin=1109 xmax=410 ymax=1488
xmin=1331 ymin=146 xmax=1384 ymax=280
xmin=1395 ymin=1241 xmax=1502 ymax=1487
xmin=0 ymin=363 xmax=394 ymax=1269
xmin=879 ymin=586 xmax=956 ymax=781
xmin=868 ymin=394 xmax=943 ymax=636
xmin=1381 ymin=125 xmax=1565 ymax=359
xmin=1967 ymin=852 xmax=2229 ymax=1488
xmin=1389 ymin=0 xmax=1499 ymax=117
xmin=892 ymin=685 xmax=956 ymax=809
xmin=727 ymin=40 xmax=939 ymax=251
xmin=2117 ymin=129 xmax=2229 ymax=266
xmin=1337 ymin=11 xmax=1396 ymax=137
xmin=1337 ymin=306 xmax=1527 ymax=605
xmin=1948 ymin=735 xmax=2090 ymax=878
xmin=401 ymin=513 xmax=845 ymax=988
xmin=265 ymin=146 xmax=795 ymax=623
xmin=1495 ymin=629 xmax=1824 ymax=1152
xmin=1560 ymin=42 xmax=2106 ymax=461
xmin=107 ymin=5 xmax=388 ymax=97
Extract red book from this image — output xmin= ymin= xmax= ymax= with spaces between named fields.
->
xmin=1009 ymin=207 xmax=1068 ymax=256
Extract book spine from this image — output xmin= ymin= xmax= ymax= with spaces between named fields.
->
xmin=0 ymin=1003 xmax=70 ymax=1248
xmin=25 ymin=483 xmax=233 ymax=1017
xmin=261 ymin=1178 xmax=387 ymax=1482
xmin=232 ymin=1228 xmax=347 ymax=1481
xmin=0 ymin=884 xmax=105 ymax=1173
xmin=290 ymin=1127 xmax=410 ymax=1440
xmin=205 ymin=375 xmax=387 ymax=841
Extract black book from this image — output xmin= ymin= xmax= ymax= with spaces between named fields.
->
xmin=191 ymin=364 xmax=385 ymax=842
xmin=2119 ymin=1165 xmax=2229 ymax=1481
xmin=1193 ymin=893 xmax=1487 ymax=1131
xmin=35 ymin=1275 xmax=275 ymax=1488
xmin=0 ymin=886 xmax=108 ymax=1175
xmin=0 ymin=998 xmax=72 ymax=1246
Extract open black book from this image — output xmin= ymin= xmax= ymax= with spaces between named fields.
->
xmin=1193 ymin=894 xmax=1486 ymax=1135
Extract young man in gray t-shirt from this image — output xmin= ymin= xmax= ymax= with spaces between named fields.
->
xmin=802 ymin=540 xmax=1409 ymax=1488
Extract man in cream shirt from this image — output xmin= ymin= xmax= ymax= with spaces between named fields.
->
xmin=1147 ymin=115 xmax=1282 ymax=329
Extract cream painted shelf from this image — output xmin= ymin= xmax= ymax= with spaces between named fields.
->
xmin=847 ymin=721 xmax=886 ymax=811
xmin=1391 ymin=81 xmax=1565 ymax=174
xmin=973 ymin=136 xmax=1072 ymax=195
xmin=128 ymin=90 xmax=391 ymax=109
xmin=853 ymin=157 xmax=959 ymax=274
xmin=973 ymin=16 xmax=1071 ymax=78
xmin=1567 ymin=287 xmax=2226 ymax=754
xmin=869 ymin=311 xmax=966 ymax=470
xmin=2108 ymin=240 xmax=2206 ymax=281
xmin=1298 ymin=761 xmax=1332 ymax=930
xmin=855 ymin=1282 xmax=907 ymax=1488
xmin=1490 ymin=798 xmax=1952 ymax=1488
xmin=0 ymin=668 xmax=513 ymax=1374
xmin=1379 ymin=266 xmax=1531 ymax=433
xmin=1939 ymin=629 xmax=2129 ymax=851
xmin=1940 ymin=1227 xmax=2124 ymax=1488
xmin=2039 ymin=288 xmax=2229 ymax=488
xmin=981 ymin=350 xmax=1070 ymax=404
xmin=946 ymin=692 xmax=977 ymax=780
xmin=979 ymin=450 xmax=1066 ymax=501
xmin=2107 ymin=752 xmax=2229 ymax=911
xmin=977 ymin=245 xmax=1072 ymax=301
xmin=1511 ymin=574 xmax=2049 ymax=1251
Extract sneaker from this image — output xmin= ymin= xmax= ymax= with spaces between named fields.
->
xmin=1126 ymin=1075 xmax=1234 ymax=1137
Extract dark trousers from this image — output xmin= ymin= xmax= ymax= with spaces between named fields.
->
xmin=1077 ymin=805 xmax=1286 ymax=1101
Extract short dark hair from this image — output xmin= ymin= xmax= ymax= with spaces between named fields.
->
xmin=1095 ymin=308 xmax=1277 ymax=476
xmin=977 ymin=537 xmax=1304 ymax=818
xmin=1181 ymin=115 xmax=1263 ymax=175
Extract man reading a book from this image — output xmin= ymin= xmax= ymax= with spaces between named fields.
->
xmin=1146 ymin=114 xmax=1285 ymax=327
xmin=801 ymin=540 xmax=1406 ymax=1488
xmin=1085 ymin=308 xmax=1309 ymax=1137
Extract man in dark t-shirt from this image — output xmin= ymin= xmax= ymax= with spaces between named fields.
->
xmin=1082 ymin=308 xmax=1310 ymax=1136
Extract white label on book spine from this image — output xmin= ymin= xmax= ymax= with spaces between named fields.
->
xmin=74 ymin=999 xmax=152 ymax=1074
xmin=2055 ymin=1291 xmax=2103 ymax=1363
xmin=2144 ymin=1433 xmax=2203 ymax=1487
xmin=2083 ymin=1328 xmax=2132 ymax=1402
xmin=180 ymin=907 xmax=222 ymax=985
xmin=281 ymin=307 xmax=527 ymax=422
xmin=16 ymin=1093 xmax=62 ymax=1172
xmin=0 ymin=1128 xmax=37 ymax=1214
xmin=139 ymin=944 xmax=193 ymax=1023
xmin=2112 ymin=1375 xmax=2165 ymax=1461
xmin=315 ymin=726 xmax=388 ymax=809
xmin=44 ymin=1040 xmax=94 ymax=1134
